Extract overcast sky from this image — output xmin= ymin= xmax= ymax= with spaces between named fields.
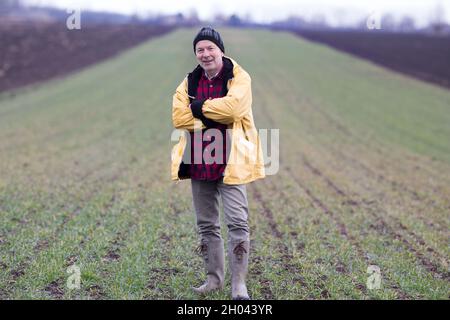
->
xmin=23 ymin=0 xmax=450 ymax=27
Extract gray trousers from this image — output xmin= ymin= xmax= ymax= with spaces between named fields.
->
xmin=191 ymin=178 xmax=249 ymax=243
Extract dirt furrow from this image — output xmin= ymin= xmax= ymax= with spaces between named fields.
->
xmin=252 ymin=180 xmax=335 ymax=298
xmin=284 ymin=80 xmax=450 ymax=186
xmin=327 ymin=146 xmax=449 ymax=230
xmin=262 ymin=177 xmax=369 ymax=298
xmin=272 ymin=85 xmax=448 ymax=254
xmin=283 ymin=165 xmax=411 ymax=299
xmin=272 ymin=72 xmax=450 ymax=210
xmin=255 ymin=86 xmax=382 ymax=297
xmin=297 ymin=156 xmax=449 ymax=281
xmin=304 ymin=147 xmax=449 ymax=256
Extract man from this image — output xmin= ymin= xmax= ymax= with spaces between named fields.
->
xmin=171 ymin=27 xmax=265 ymax=300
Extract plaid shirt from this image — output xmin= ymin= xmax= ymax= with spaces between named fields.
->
xmin=190 ymin=66 xmax=228 ymax=181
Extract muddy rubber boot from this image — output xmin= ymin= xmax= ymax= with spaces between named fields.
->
xmin=192 ymin=238 xmax=225 ymax=295
xmin=229 ymin=240 xmax=250 ymax=300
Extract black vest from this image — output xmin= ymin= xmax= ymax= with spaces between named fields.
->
xmin=177 ymin=57 xmax=235 ymax=179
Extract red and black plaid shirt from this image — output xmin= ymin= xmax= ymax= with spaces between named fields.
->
xmin=190 ymin=66 xmax=228 ymax=181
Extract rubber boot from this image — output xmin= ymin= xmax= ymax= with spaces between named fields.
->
xmin=193 ymin=238 xmax=225 ymax=294
xmin=229 ymin=240 xmax=250 ymax=300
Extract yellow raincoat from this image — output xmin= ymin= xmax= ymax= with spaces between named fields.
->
xmin=171 ymin=56 xmax=265 ymax=185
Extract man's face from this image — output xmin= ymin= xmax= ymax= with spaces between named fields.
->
xmin=195 ymin=40 xmax=224 ymax=74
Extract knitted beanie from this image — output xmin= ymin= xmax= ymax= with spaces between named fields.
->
xmin=193 ymin=27 xmax=225 ymax=53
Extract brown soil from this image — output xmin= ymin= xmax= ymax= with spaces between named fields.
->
xmin=0 ymin=21 xmax=175 ymax=93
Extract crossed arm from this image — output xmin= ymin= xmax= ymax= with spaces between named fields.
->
xmin=172 ymin=70 xmax=252 ymax=131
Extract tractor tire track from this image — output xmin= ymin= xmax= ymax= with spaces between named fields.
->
xmin=327 ymin=147 xmax=449 ymax=232
xmin=276 ymin=76 xmax=450 ymax=214
xmin=278 ymin=72 xmax=450 ymax=186
xmin=261 ymin=177 xmax=369 ymax=298
xmin=250 ymin=182 xmax=329 ymax=299
xmin=296 ymin=156 xmax=449 ymax=282
xmin=256 ymin=80 xmax=411 ymax=297
xmin=275 ymin=87 xmax=448 ymax=245
xmin=283 ymin=165 xmax=411 ymax=299
xmin=256 ymin=86 xmax=368 ymax=297
xmin=301 ymin=149 xmax=448 ymax=262
xmin=310 ymin=98 xmax=449 ymax=212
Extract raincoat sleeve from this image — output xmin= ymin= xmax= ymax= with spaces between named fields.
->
xmin=172 ymin=77 xmax=203 ymax=131
xmin=200 ymin=69 xmax=252 ymax=124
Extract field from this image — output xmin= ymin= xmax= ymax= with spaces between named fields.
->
xmin=0 ymin=21 xmax=174 ymax=92
xmin=292 ymin=29 xmax=450 ymax=89
xmin=0 ymin=28 xmax=449 ymax=299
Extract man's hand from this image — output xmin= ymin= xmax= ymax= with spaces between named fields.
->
xmin=190 ymin=99 xmax=221 ymax=128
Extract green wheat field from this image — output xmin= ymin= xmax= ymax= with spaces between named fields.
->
xmin=0 ymin=28 xmax=449 ymax=299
